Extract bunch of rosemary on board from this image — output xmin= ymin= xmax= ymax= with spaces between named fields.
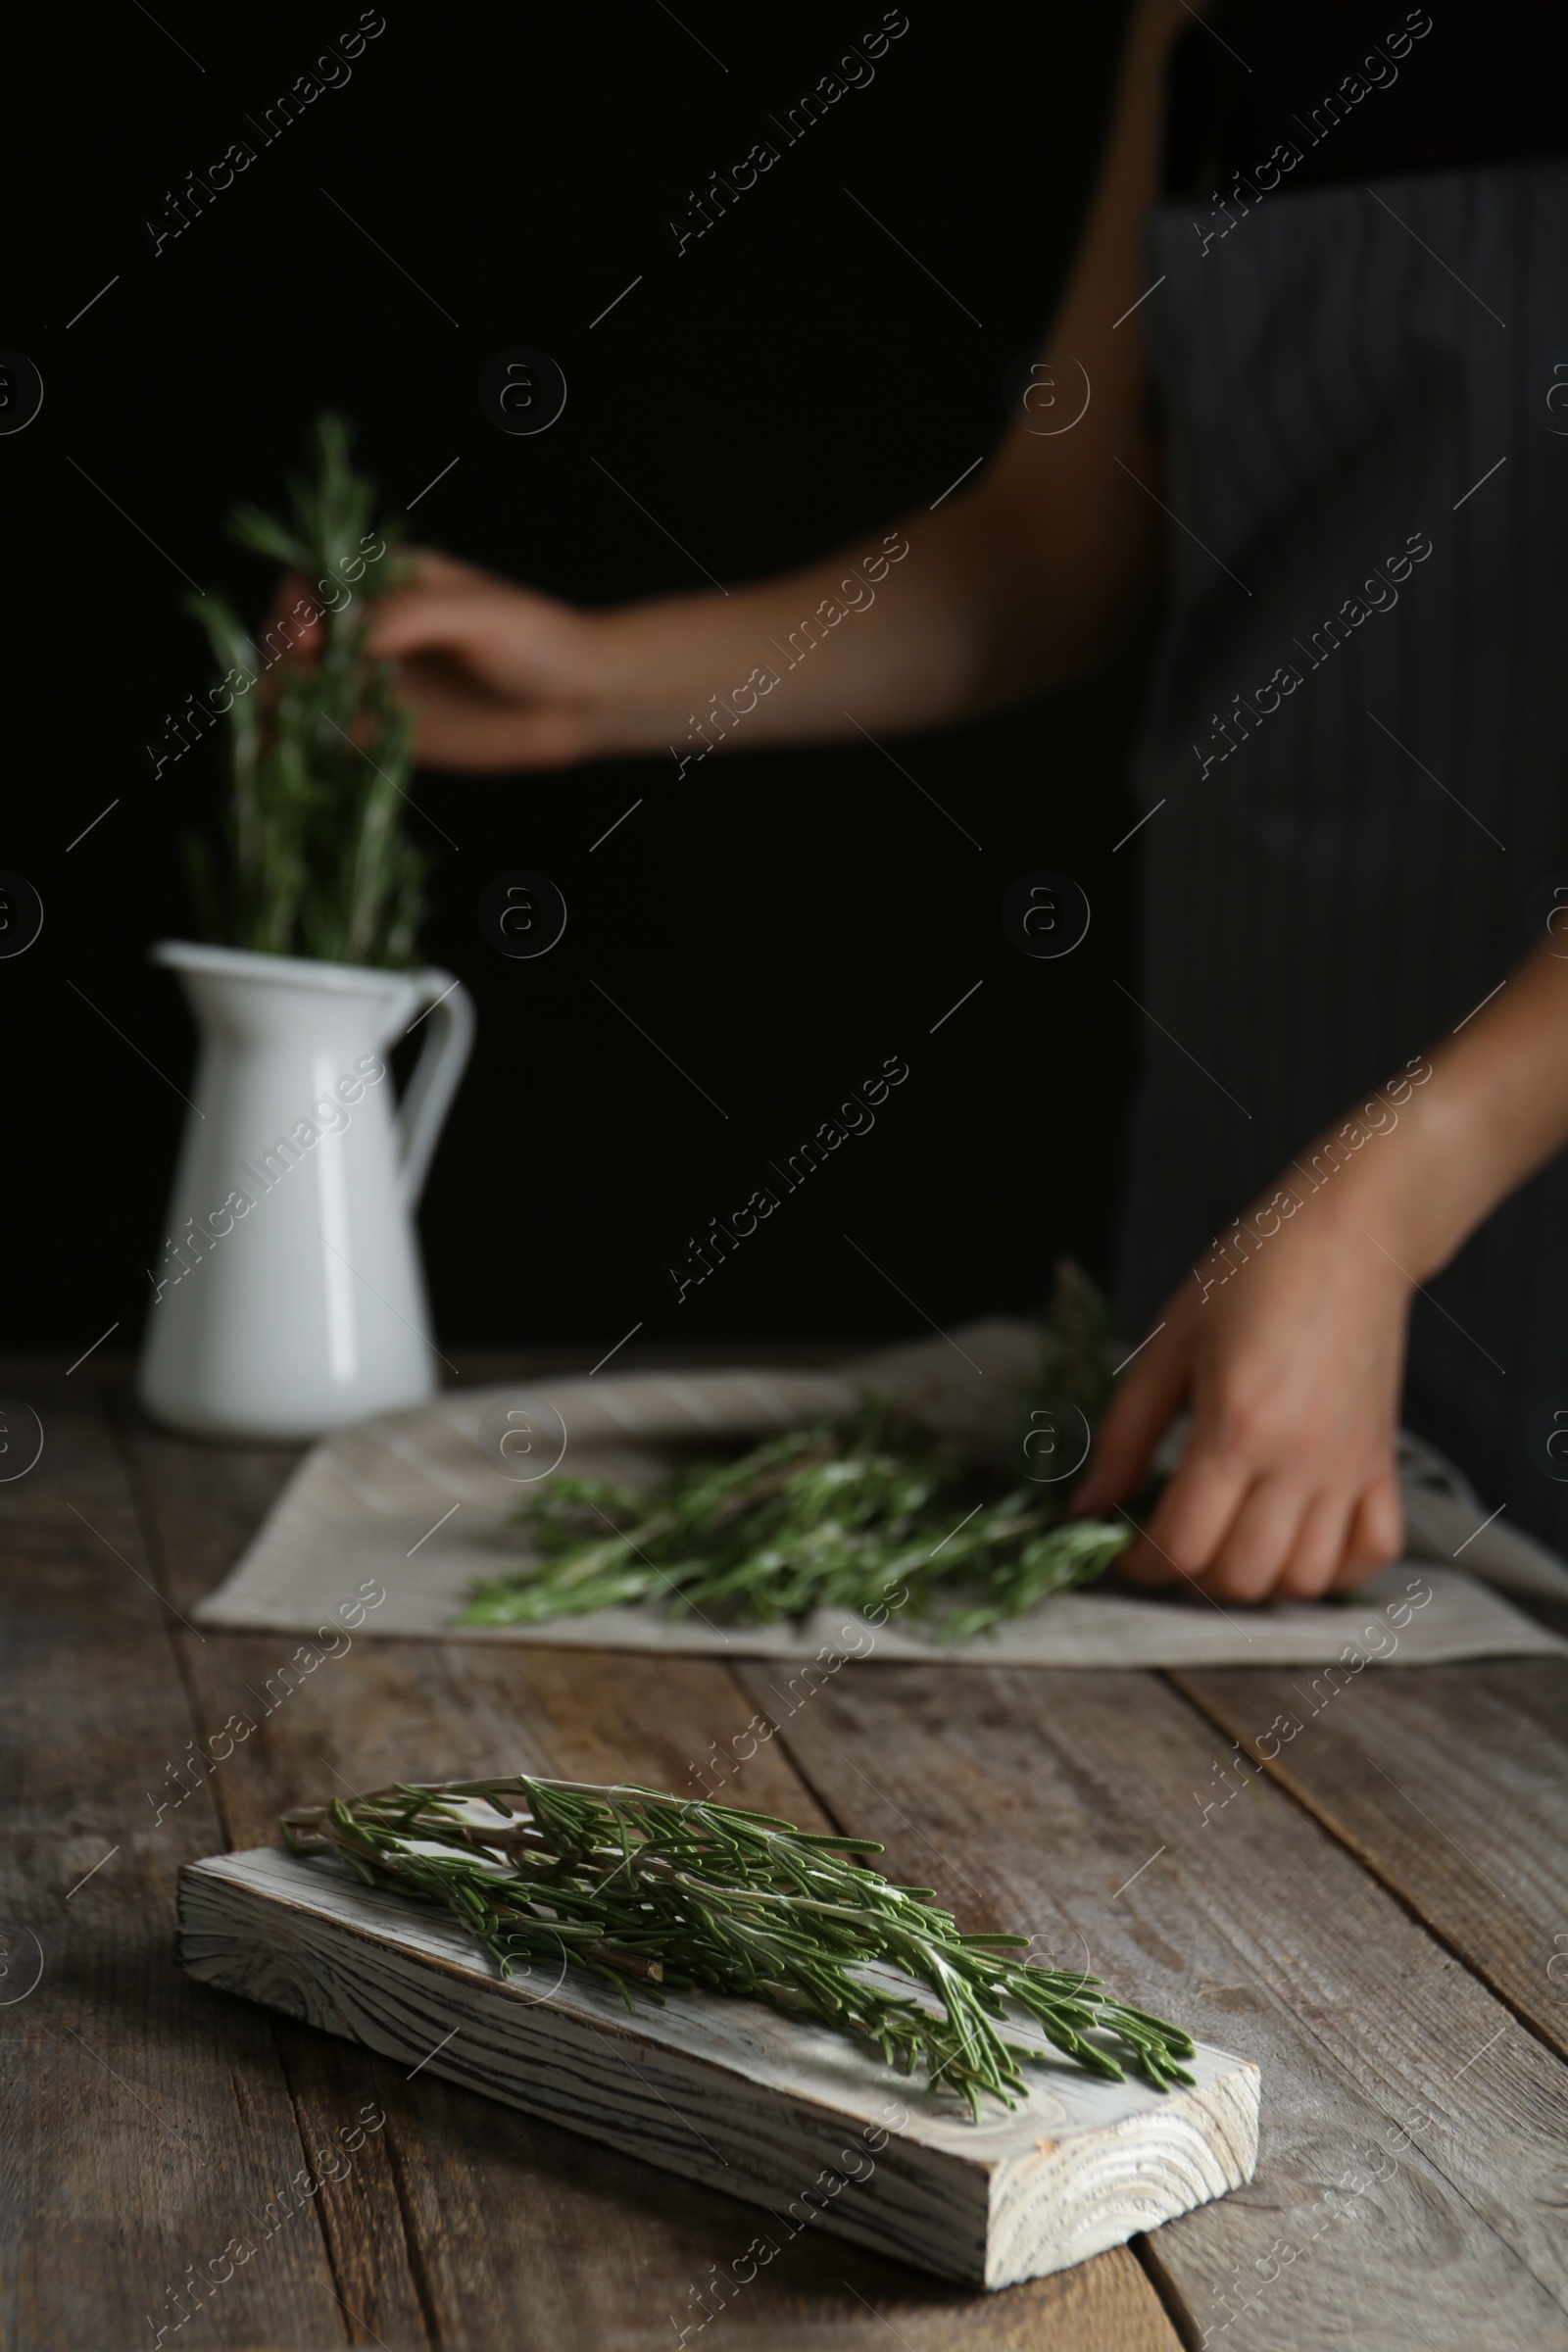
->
xmin=462 ymin=1261 xmax=1132 ymax=1641
xmin=281 ymin=1776 xmax=1196 ymax=2119
xmin=184 ymin=412 xmax=426 ymax=968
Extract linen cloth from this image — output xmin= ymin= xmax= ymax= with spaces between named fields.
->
xmin=194 ymin=1321 xmax=1568 ymax=1667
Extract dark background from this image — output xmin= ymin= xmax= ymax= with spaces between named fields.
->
xmin=2 ymin=0 xmax=1152 ymax=1355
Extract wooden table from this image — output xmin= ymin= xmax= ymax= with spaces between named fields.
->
xmin=4 ymin=1354 xmax=1568 ymax=2351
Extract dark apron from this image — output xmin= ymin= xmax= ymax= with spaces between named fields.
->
xmin=1114 ymin=159 xmax=1568 ymax=1546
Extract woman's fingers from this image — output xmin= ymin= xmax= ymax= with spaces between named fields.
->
xmin=1125 ymin=1473 xmax=1353 ymax=1602
xmin=1274 ymin=1489 xmax=1354 ymax=1599
xmin=395 ymin=658 xmax=595 ymax=770
xmin=1116 ymin=1446 xmax=1252 ymax=1586
xmin=368 ymin=589 xmax=526 ymax=666
xmin=368 ymin=569 xmax=601 ymax=756
xmin=250 ymin=541 xmax=606 ymax=770
xmin=1072 ymin=1318 xmax=1191 ymax=1514
xmin=395 ymin=545 xmax=490 ymax=589
xmin=259 ymin=568 xmax=327 ymax=664
xmin=1334 ymin=1471 xmax=1404 ymax=1588
xmin=1201 ymin=1475 xmax=1313 ymax=1602
xmin=1123 ymin=1468 xmax=1397 ymax=1602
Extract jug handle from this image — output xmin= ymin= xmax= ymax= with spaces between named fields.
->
xmin=394 ymin=968 xmax=476 ymax=1207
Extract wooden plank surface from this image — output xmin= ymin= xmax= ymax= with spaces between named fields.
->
xmin=736 ymin=1658 xmax=1568 ymax=2352
xmin=0 ymin=1375 xmax=365 ymax=2349
xmin=119 ymin=1390 xmax=1184 ymax=2350
xmin=1168 ymin=1662 xmax=1568 ymax=2067
xmin=4 ymin=1358 xmax=1559 ymax=2349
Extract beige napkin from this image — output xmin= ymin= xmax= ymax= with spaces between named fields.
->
xmin=193 ymin=1319 xmax=1568 ymax=1668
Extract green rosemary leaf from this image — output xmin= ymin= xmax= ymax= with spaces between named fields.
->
xmin=280 ymin=1775 xmax=1195 ymax=2116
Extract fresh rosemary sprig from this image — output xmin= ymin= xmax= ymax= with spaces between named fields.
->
xmin=280 ymin=1777 xmax=1196 ymax=2119
xmin=183 ymin=412 xmax=426 ymax=969
xmin=462 ymin=1263 xmax=1130 ymax=1638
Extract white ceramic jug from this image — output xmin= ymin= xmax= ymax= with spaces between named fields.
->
xmin=137 ymin=941 xmax=475 ymax=1441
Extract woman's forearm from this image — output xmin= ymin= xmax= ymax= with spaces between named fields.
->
xmin=1380 ymin=944 xmax=1568 ymax=1274
xmin=583 ymin=460 xmax=1160 ymax=776
xmin=1280 ymin=943 xmax=1568 ymax=1282
xmin=582 ymin=441 xmax=1161 ymax=761
xmin=578 ymin=491 xmax=1026 ymax=759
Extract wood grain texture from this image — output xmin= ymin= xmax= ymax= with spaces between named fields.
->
xmin=121 ymin=1387 xmax=1185 ymax=2348
xmin=1168 ymin=1661 xmax=1568 ymax=2067
xmin=0 ymin=1376 xmax=366 ymax=2349
xmin=738 ymin=1659 xmax=1568 ymax=2352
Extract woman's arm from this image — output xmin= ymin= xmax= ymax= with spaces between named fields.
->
xmin=366 ymin=0 xmax=1191 ymax=771
xmin=1075 ymin=941 xmax=1568 ymax=1598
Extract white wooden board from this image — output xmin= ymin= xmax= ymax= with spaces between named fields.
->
xmin=178 ymin=1846 xmax=1260 ymax=2289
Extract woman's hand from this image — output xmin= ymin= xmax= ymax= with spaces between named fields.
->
xmin=1076 ymin=944 xmax=1568 ymax=1602
xmin=259 ymin=551 xmax=620 ymax=768
xmin=365 ymin=551 xmax=620 ymax=770
xmin=1073 ymin=1192 xmax=1410 ymax=1601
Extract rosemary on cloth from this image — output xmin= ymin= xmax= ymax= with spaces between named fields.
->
xmin=463 ymin=1263 xmax=1132 ymax=1640
xmin=281 ymin=1777 xmax=1196 ymax=2119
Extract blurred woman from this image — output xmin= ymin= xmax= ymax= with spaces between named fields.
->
xmin=364 ymin=0 xmax=1568 ymax=1599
